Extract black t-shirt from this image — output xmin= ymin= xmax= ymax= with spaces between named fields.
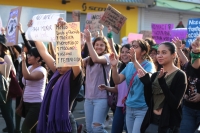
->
xmin=184 ymin=62 xmax=200 ymax=110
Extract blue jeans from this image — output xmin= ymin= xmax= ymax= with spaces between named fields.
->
xmin=126 ymin=106 xmax=148 ymax=133
xmin=84 ymin=99 xmax=109 ymax=133
xmin=0 ymin=98 xmax=14 ymax=133
xmin=180 ymin=106 xmax=200 ymax=133
xmin=111 ymin=107 xmax=127 ymax=133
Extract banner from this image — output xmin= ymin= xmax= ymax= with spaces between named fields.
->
xmin=128 ymin=33 xmax=143 ymax=43
xmin=85 ymin=12 xmax=104 ymax=37
xmin=187 ymin=18 xmax=200 ymax=47
xmin=0 ymin=16 xmax=2 ymax=34
xmin=99 ymin=4 xmax=127 ymax=34
xmin=72 ymin=10 xmax=80 ymax=22
xmin=139 ymin=30 xmax=152 ymax=39
xmin=55 ymin=22 xmax=81 ymax=67
xmin=6 ymin=7 xmax=22 ymax=46
xmin=170 ymin=28 xmax=187 ymax=40
xmin=26 ymin=13 xmax=61 ymax=42
xmin=151 ymin=23 xmax=174 ymax=44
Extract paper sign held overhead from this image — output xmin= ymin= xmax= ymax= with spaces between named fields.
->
xmin=55 ymin=22 xmax=81 ymax=67
xmin=85 ymin=12 xmax=104 ymax=37
xmin=72 ymin=10 xmax=80 ymax=22
xmin=170 ymin=28 xmax=187 ymax=40
xmin=26 ymin=13 xmax=61 ymax=42
xmin=186 ymin=18 xmax=200 ymax=47
xmin=99 ymin=4 xmax=127 ymax=34
xmin=151 ymin=23 xmax=174 ymax=44
xmin=139 ymin=30 xmax=152 ymax=39
xmin=6 ymin=7 xmax=22 ymax=46
xmin=128 ymin=33 xmax=143 ymax=43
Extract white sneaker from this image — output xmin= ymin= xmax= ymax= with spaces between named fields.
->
xmin=103 ymin=117 xmax=113 ymax=128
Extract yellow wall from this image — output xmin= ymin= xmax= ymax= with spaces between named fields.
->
xmin=0 ymin=0 xmax=138 ymax=40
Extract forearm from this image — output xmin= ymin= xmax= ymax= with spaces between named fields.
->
xmin=86 ymin=42 xmax=99 ymax=62
xmin=132 ymin=60 xmax=147 ymax=73
xmin=111 ymin=66 xmax=120 ymax=84
xmin=177 ymin=49 xmax=188 ymax=65
xmin=108 ymin=38 xmax=118 ymax=57
xmin=22 ymin=61 xmax=30 ymax=79
xmin=21 ymin=33 xmax=32 ymax=51
xmin=105 ymin=86 xmax=118 ymax=93
xmin=99 ymin=30 xmax=104 ymax=37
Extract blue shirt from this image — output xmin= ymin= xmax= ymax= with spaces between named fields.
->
xmin=121 ymin=60 xmax=155 ymax=108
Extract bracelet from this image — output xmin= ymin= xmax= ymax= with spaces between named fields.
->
xmin=107 ymin=32 xmax=113 ymax=39
xmin=191 ymin=52 xmax=200 ymax=64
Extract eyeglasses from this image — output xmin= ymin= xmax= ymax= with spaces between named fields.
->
xmin=27 ymin=54 xmax=33 ymax=58
xmin=131 ymin=44 xmax=139 ymax=49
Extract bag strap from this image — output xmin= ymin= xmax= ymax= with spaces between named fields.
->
xmin=102 ymin=64 xmax=109 ymax=96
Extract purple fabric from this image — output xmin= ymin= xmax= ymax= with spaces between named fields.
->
xmin=37 ymin=70 xmax=72 ymax=133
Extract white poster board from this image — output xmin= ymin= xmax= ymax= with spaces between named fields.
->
xmin=26 ymin=13 xmax=61 ymax=42
xmin=55 ymin=22 xmax=81 ymax=67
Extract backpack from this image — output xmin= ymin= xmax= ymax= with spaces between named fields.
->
xmin=0 ymin=74 xmax=10 ymax=105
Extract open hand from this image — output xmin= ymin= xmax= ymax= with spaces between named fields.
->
xmin=172 ymin=37 xmax=182 ymax=49
xmin=128 ymin=48 xmax=136 ymax=62
xmin=109 ymin=53 xmax=118 ymax=67
xmin=84 ymin=29 xmax=92 ymax=44
xmin=158 ymin=68 xmax=167 ymax=78
xmin=98 ymin=84 xmax=107 ymax=91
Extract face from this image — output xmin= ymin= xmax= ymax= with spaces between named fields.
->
xmin=27 ymin=54 xmax=39 ymax=65
xmin=56 ymin=67 xmax=70 ymax=75
xmin=157 ymin=44 xmax=175 ymax=66
xmin=120 ymin=47 xmax=130 ymax=64
xmin=131 ymin=41 xmax=145 ymax=60
xmin=94 ymin=40 xmax=106 ymax=55
xmin=150 ymin=50 xmax=157 ymax=63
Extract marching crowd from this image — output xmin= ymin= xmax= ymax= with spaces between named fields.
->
xmin=0 ymin=16 xmax=199 ymax=133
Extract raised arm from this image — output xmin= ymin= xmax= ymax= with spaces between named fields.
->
xmin=107 ymin=26 xmax=118 ymax=57
xmin=84 ymin=29 xmax=108 ymax=64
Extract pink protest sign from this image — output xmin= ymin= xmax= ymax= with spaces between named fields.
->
xmin=170 ymin=28 xmax=187 ymax=40
xmin=151 ymin=23 xmax=174 ymax=44
xmin=128 ymin=33 xmax=143 ymax=43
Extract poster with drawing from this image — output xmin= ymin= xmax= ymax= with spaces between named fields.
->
xmin=99 ymin=4 xmax=127 ymax=34
xmin=72 ymin=10 xmax=80 ymax=22
xmin=6 ymin=7 xmax=22 ymax=46
xmin=55 ymin=22 xmax=81 ymax=67
xmin=85 ymin=12 xmax=104 ymax=37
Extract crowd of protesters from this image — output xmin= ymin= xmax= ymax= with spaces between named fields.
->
xmin=0 ymin=14 xmax=199 ymax=133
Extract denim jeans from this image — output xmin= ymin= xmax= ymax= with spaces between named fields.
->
xmin=69 ymin=113 xmax=77 ymax=133
xmin=111 ymin=107 xmax=127 ymax=133
xmin=84 ymin=99 xmax=109 ymax=133
xmin=0 ymin=98 xmax=14 ymax=133
xmin=180 ymin=106 xmax=200 ymax=133
xmin=126 ymin=106 xmax=148 ymax=133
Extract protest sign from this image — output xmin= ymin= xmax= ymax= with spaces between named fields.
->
xmin=139 ymin=30 xmax=152 ymax=39
xmin=170 ymin=28 xmax=187 ymax=40
xmin=26 ymin=13 xmax=61 ymax=42
xmin=0 ymin=16 xmax=2 ymax=34
xmin=72 ymin=10 xmax=80 ymax=22
xmin=151 ymin=23 xmax=174 ymax=44
xmin=55 ymin=22 xmax=81 ymax=67
xmin=6 ymin=7 xmax=22 ymax=46
xmin=187 ymin=18 xmax=200 ymax=47
xmin=85 ymin=12 xmax=104 ymax=37
xmin=99 ymin=4 xmax=127 ymax=34
xmin=128 ymin=33 xmax=143 ymax=43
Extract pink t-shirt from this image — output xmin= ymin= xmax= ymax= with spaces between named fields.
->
xmin=85 ymin=54 xmax=111 ymax=99
xmin=117 ymin=80 xmax=129 ymax=107
xmin=22 ymin=66 xmax=47 ymax=103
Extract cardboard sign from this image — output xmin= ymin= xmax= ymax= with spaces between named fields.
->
xmin=99 ymin=4 xmax=127 ymax=34
xmin=170 ymin=28 xmax=187 ymax=40
xmin=26 ymin=13 xmax=61 ymax=42
xmin=151 ymin=23 xmax=174 ymax=44
xmin=0 ymin=16 xmax=2 ymax=34
xmin=72 ymin=10 xmax=80 ymax=22
xmin=6 ymin=7 xmax=22 ymax=46
xmin=55 ymin=22 xmax=81 ymax=67
xmin=187 ymin=18 xmax=200 ymax=47
xmin=85 ymin=12 xmax=104 ymax=37
xmin=128 ymin=33 xmax=143 ymax=43
xmin=139 ymin=30 xmax=152 ymax=39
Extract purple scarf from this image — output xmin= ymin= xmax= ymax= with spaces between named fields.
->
xmin=37 ymin=70 xmax=72 ymax=133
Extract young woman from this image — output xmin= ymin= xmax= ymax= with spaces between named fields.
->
xmin=99 ymin=44 xmax=131 ymax=133
xmin=21 ymin=48 xmax=47 ymax=133
xmin=83 ymin=29 xmax=112 ymax=133
xmin=110 ymin=40 xmax=155 ymax=133
xmin=138 ymin=42 xmax=187 ymax=133
xmin=33 ymin=19 xmax=83 ymax=133
xmin=173 ymin=37 xmax=200 ymax=133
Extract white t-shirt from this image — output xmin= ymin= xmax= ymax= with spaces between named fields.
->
xmin=22 ymin=66 xmax=47 ymax=103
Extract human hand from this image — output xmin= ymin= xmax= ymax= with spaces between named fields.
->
xmin=189 ymin=93 xmax=200 ymax=102
xmin=172 ymin=37 xmax=182 ymax=49
xmin=137 ymin=69 xmax=146 ymax=78
xmin=109 ymin=53 xmax=118 ymax=67
xmin=98 ymin=84 xmax=107 ymax=91
xmin=158 ymin=68 xmax=167 ymax=79
xmin=107 ymin=25 xmax=112 ymax=33
xmin=1 ymin=27 xmax=5 ymax=35
xmin=57 ymin=18 xmax=66 ymax=27
xmin=17 ymin=23 xmax=23 ymax=33
xmin=27 ymin=20 xmax=33 ymax=27
xmin=84 ymin=29 xmax=92 ymax=44
xmin=128 ymin=48 xmax=136 ymax=62
xmin=21 ymin=52 xmax=26 ymax=62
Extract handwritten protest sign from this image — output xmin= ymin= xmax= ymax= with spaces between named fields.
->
xmin=55 ymin=22 xmax=81 ymax=67
xmin=26 ymin=13 xmax=61 ymax=42
xmin=151 ymin=23 xmax=174 ymax=44
xmin=187 ymin=18 xmax=200 ymax=47
xmin=0 ymin=16 xmax=2 ymax=34
xmin=170 ymin=28 xmax=187 ymax=40
xmin=139 ymin=30 xmax=152 ymax=39
xmin=99 ymin=4 xmax=127 ymax=34
xmin=72 ymin=10 xmax=80 ymax=22
xmin=128 ymin=33 xmax=143 ymax=43
xmin=85 ymin=12 xmax=104 ymax=37
xmin=6 ymin=7 xmax=22 ymax=46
